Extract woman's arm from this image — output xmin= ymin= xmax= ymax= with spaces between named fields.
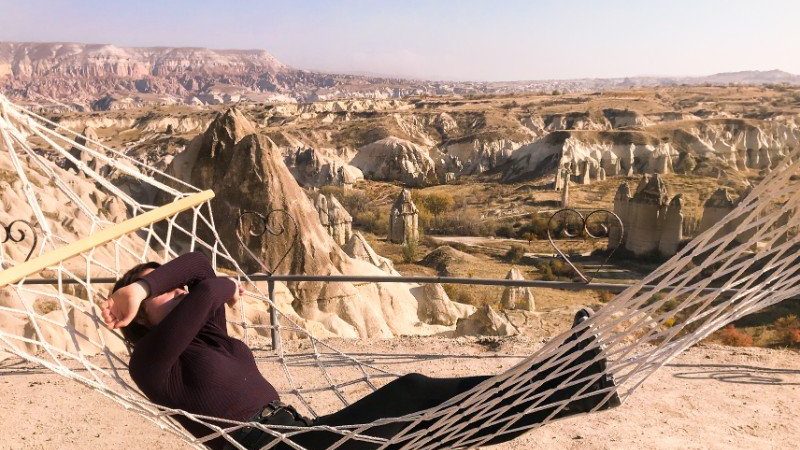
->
xmin=101 ymin=252 xmax=217 ymax=329
xmin=137 ymin=251 xmax=217 ymax=298
xmin=129 ymin=276 xmax=236 ymax=391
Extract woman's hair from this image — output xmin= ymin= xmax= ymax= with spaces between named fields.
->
xmin=112 ymin=261 xmax=161 ymax=346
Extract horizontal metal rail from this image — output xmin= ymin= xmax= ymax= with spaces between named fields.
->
xmin=16 ymin=274 xmax=796 ymax=299
xmin=18 ymin=273 xmax=798 ymax=350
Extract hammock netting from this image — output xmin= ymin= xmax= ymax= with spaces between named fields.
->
xmin=0 ymin=93 xmax=799 ymax=449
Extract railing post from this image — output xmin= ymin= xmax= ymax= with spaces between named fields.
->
xmin=267 ymin=279 xmax=281 ymax=352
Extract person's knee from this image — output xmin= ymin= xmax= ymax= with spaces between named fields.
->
xmin=394 ymin=373 xmax=429 ymax=390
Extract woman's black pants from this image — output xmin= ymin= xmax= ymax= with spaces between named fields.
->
xmin=228 ymin=344 xmax=620 ymax=450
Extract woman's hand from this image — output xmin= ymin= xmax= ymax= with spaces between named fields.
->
xmin=227 ymin=280 xmax=245 ymax=308
xmin=101 ymin=280 xmax=149 ymax=329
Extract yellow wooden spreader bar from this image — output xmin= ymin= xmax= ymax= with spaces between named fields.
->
xmin=0 ymin=190 xmax=215 ymax=287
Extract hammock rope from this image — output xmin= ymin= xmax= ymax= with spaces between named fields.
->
xmin=0 ymin=93 xmax=798 ymax=449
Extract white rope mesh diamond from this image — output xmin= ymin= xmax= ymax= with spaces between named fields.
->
xmin=0 ymin=93 xmax=798 ymax=449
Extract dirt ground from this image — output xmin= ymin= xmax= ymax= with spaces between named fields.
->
xmin=1 ymin=338 xmax=798 ymax=450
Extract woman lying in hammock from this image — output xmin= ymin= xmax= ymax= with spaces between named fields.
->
xmin=102 ymin=251 xmax=620 ymax=450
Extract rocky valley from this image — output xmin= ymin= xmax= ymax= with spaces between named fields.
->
xmin=1 ymin=81 xmax=796 ymax=347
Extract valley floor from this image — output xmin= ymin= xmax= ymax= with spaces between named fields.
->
xmin=0 ymin=338 xmax=798 ymax=449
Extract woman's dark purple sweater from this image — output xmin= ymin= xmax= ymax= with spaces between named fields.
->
xmin=129 ymin=251 xmax=279 ymax=448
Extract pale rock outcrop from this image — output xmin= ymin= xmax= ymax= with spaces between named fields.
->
xmin=697 ymin=187 xmax=756 ymax=245
xmin=698 ymin=188 xmax=737 ymax=233
xmin=503 ymin=132 xmax=676 ymax=183
xmin=659 ymin=195 xmax=684 ymax=256
xmin=455 ymin=304 xmax=516 ymax=337
xmin=312 ymin=192 xmax=353 ymax=246
xmin=0 ymin=142 xmax=144 ymax=275
xmin=350 ymin=137 xmax=437 ymax=186
xmin=163 ymin=108 xmax=452 ymax=338
xmin=389 ymin=189 xmax=420 ymax=244
xmin=64 ymin=126 xmax=103 ymax=176
xmin=608 ymin=183 xmax=631 ymax=249
xmin=611 ymin=175 xmax=684 ymax=257
xmin=544 ymin=112 xmax=608 ymax=131
xmin=417 ymin=283 xmax=475 ymax=326
xmin=19 ymin=298 xmax=127 ymax=357
xmin=500 ymin=268 xmax=536 ymax=311
xmin=560 ymin=169 xmax=571 ymax=208
xmin=664 ymin=119 xmax=800 ymax=173
xmin=503 ymin=120 xmax=800 ymax=185
xmin=439 ymin=138 xmax=520 ymax=175
xmin=520 ymin=115 xmax=546 ymax=135
xmin=674 ymin=151 xmax=698 ymax=174
xmin=601 ymin=150 xmax=621 ymax=176
xmin=602 ymin=108 xmax=652 ymax=129
xmin=433 ymin=112 xmax=458 ymax=137
xmin=343 ymin=232 xmax=398 ymax=275
xmin=285 ymin=147 xmax=363 ymax=188
xmin=327 ymin=195 xmax=353 ymax=246
xmin=313 ymin=192 xmax=331 ymax=230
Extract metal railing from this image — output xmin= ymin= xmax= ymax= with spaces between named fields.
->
xmin=7 ymin=209 xmax=794 ymax=350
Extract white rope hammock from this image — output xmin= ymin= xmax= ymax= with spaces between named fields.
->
xmin=0 ymin=93 xmax=798 ymax=449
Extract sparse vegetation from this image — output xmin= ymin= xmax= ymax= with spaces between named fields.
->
xmin=401 ymin=239 xmax=418 ymax=263
xmin=503 ymin=244 xmax=527 ymax=263
xmin=714 ymin=325 xmax=754 ymax=347
xmin=534 ymin=258 xmax=575 ymax=281
xmin=443 ymin=284 xmax=478 ymax=305
xmin=774 ymin=315 xmax=800 ymax=347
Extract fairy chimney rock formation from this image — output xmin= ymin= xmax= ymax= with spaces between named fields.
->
xmin=601 ymin=150 xmax=620 ymax=176
xmin=162 ymin=107 xmax=448 ymax=339
xmin=698 ymin=188 xmax=736 ymax=233
xmin=455 ymin=304 xmax=516 ymax=337
xmin=611 ymin=174 xmax=683 ymax=257
xmin=312 ymin=192 xmax=354 ymax=246
xmin=344 ymin=231 xmax=398 ymax=275
xmin=389 ymin=189 xmax=419 ymax=244
xmin=659 ymin=194 xmax=684 ymax=256
xmin=500 ymin=267 xmax=536 ymax=311
xmin=608 ymin=183 xmax=631 ymax=248
xmin=697 ymin=187 xmax=755 ymax=244
xmin=418 ymin=283 xmax=473 ymax=326
xmin=327 ymin=195 xmax=353 ymax=246
xmin=65 ymin=126 xmax=103 ymax=175
xmin=313 ymin=192 xmax=331 ymax=230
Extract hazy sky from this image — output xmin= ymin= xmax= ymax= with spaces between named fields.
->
xmin=1 ymin=0 xmax=798 ymax=81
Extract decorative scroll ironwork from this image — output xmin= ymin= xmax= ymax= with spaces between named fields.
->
xmin=1 ymin=220 xmax=38 ymax=263
xmin=236 ymin=209 xmax=299 ymax=275
xmin=546 ymin=208 xmax=624 ymax=283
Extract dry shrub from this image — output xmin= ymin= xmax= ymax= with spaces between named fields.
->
xmin=597 ymin=290 xmax=615 ymax=303
xmin=513 ymin=214 xmax=550 ymax=240
xmin=401 ymin=239 xmax=418 ymax=263
xmin=320 ymin=186 xmax=370 ymax=216
xmin=415 ymin=192 xmax=454 ymax=216
xmin=504 ymin=244 xmax=527 ymax=263
xmin=443 ymin=284 xmax=477 ymax=305
xmin=774 ymin=315 xmax=800 ymax=347
xmin=354 ymin=210 xmax=388 ymax=235
xmin=33 ymin=298 xmax=60 ymax=315
xmin=432 ymin=210 xmax=495 ymax=236
xmin=535 ymin=258 xmax=575 ymax=281
xmin=716 ymin=325 xmax=753 ymax=347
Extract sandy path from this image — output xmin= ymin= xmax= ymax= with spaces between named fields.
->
xmin=0 ymin=339 xmax=798 ymax=449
